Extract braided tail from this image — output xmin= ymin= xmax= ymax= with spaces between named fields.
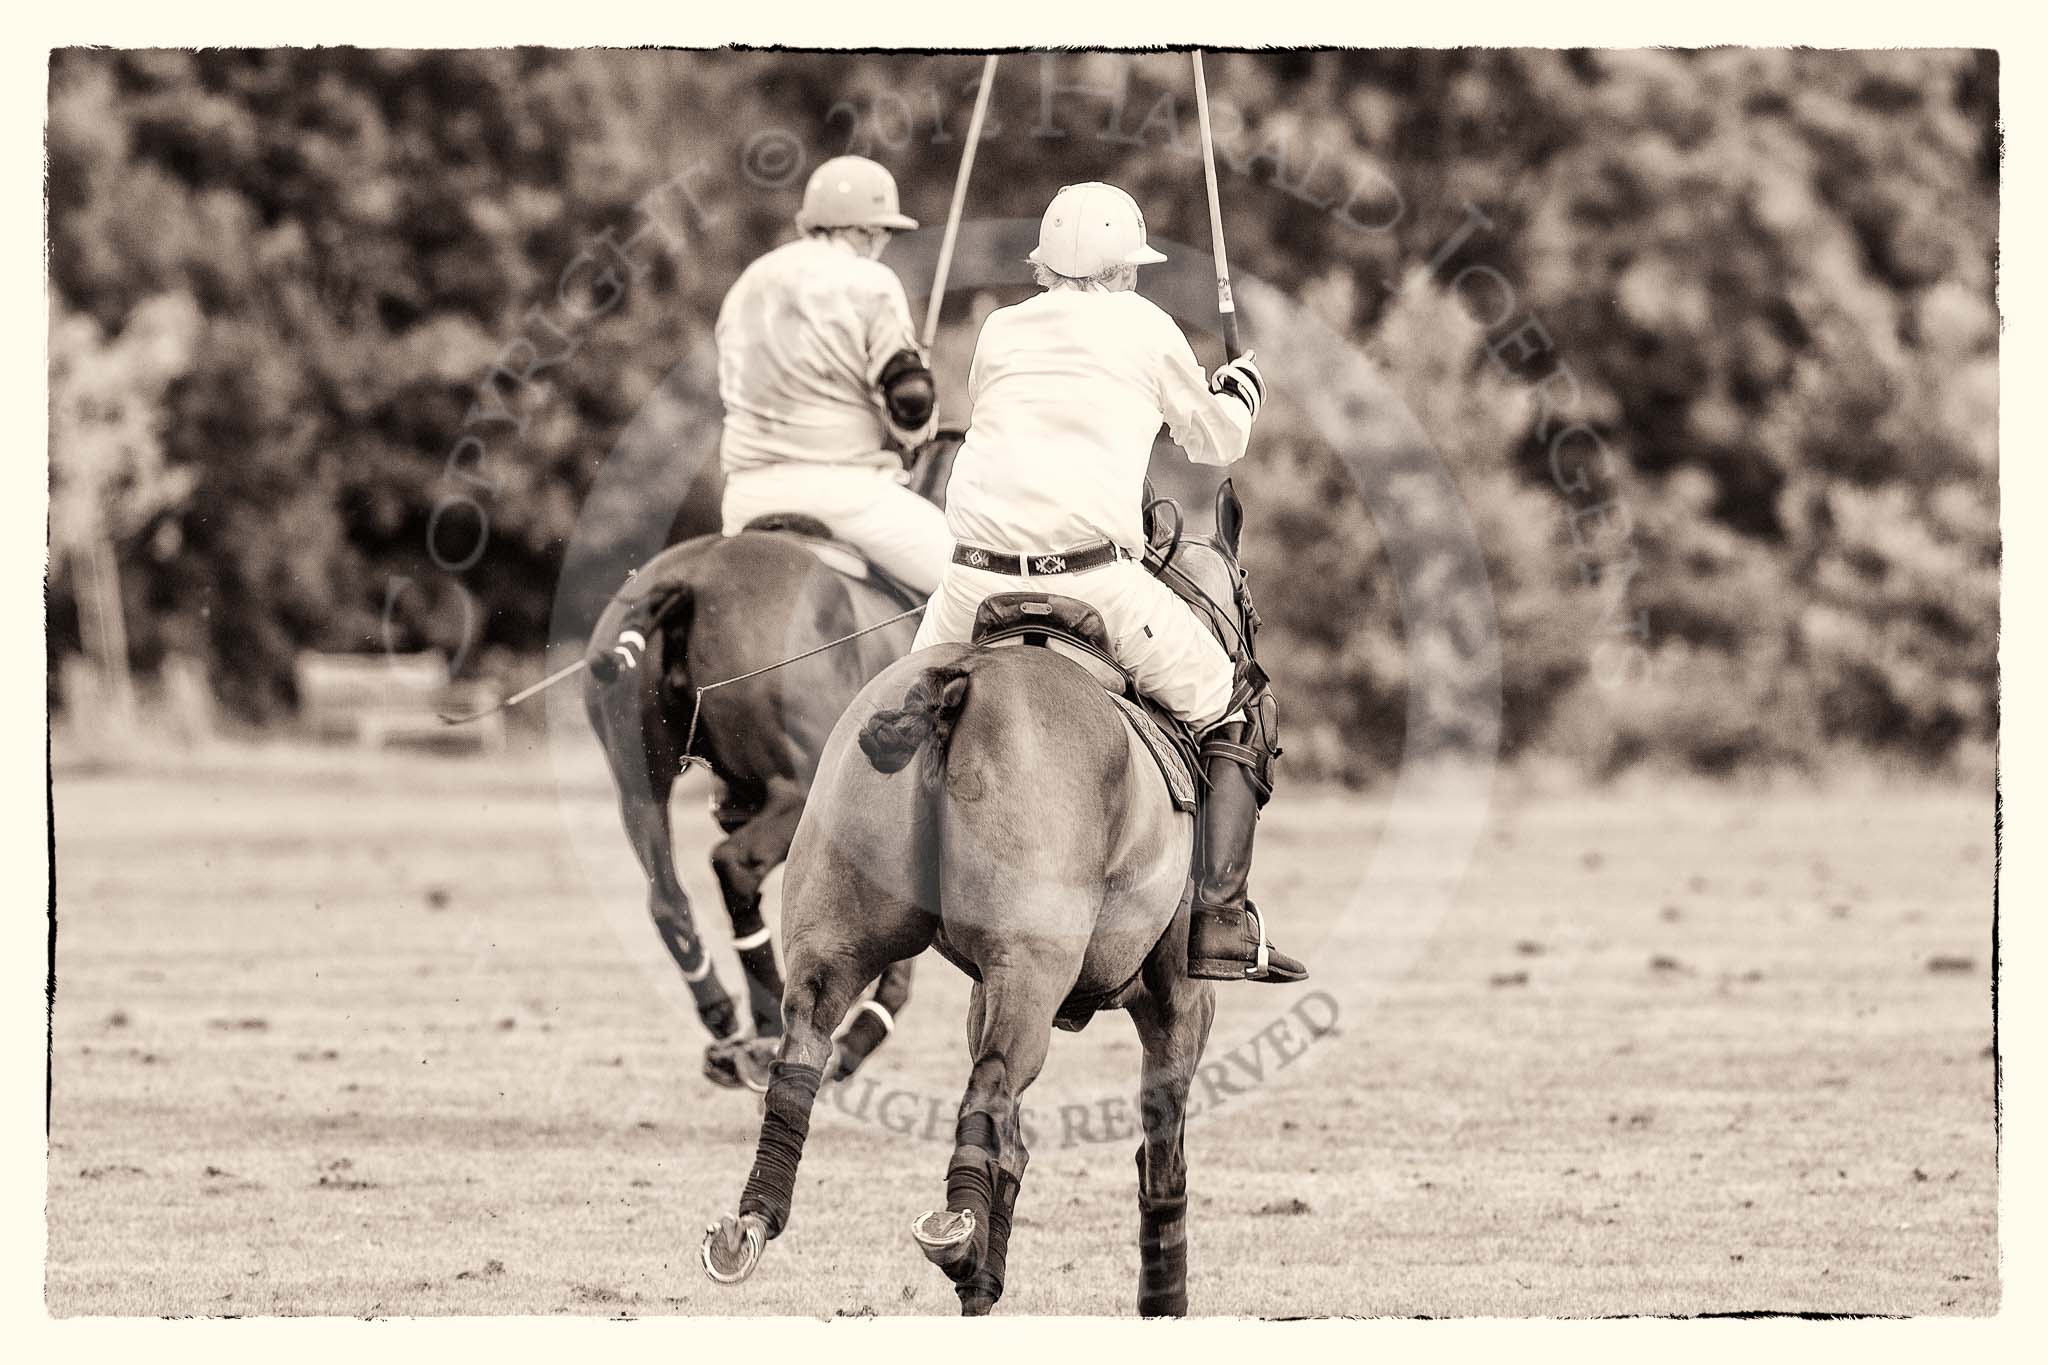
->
xmin=858 ymin=664 xmax=972 ymax=789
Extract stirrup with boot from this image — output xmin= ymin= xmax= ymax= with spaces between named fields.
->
xmin=1187 ymin=714 xmax=1306 ymax=984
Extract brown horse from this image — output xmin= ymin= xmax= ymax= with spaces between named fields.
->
xmin=700 ymin=531 xmax=1249 ymax=1317
xmin=581 ymin=439 xmax=959 ymax=1089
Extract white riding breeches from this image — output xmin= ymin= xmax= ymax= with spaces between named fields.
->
xmin=912 ymin=556 xmax=1237 ymax=730
xmin=721 ymin=461 xmax=954 ymax=596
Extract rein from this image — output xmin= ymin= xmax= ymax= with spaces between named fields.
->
xmin=1145 ymin=544 xmax=1251 ymax=660
xmin=1143 ymin=533 xmax=1273 ymax=743
xmin=676 ymin=601 xmax=927 ymax=775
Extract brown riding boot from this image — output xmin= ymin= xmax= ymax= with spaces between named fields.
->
xmin=1187 ymin=720 xmax=1306 ymax=983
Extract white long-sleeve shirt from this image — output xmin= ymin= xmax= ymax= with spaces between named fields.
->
xmin=945 ymin=287 xmax=1252 ymax=554
xmin=715 ymin=236 xmax=923 ymax=475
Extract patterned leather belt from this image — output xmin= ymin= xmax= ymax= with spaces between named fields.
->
xmin=951 ymin=540 xmax=1126 ymax=577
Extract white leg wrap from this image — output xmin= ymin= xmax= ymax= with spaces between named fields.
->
xmin=855 ymin=999 xmax=896 ymax=1035
xmin=732 ymin=926 xmax=773 ymax=952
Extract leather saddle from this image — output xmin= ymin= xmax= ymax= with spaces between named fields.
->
xmin=968 ymin=593 xmax=1125 ymax=692
xmin=733 ymin=431 xmax=964 ymax=612
xmin=740 ymin=512 xmax=924 ymax=611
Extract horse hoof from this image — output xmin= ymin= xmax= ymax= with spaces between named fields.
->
xmin=735 ymin=1037 xmax=778 ymax=1094
xmin=702 ymin=1039 xmax=744 ymax=1090
xmin=701 ymin=1213 xmax=766 ymax=1284
xmin=911 ymin=1208 xmax=978 ymax=1270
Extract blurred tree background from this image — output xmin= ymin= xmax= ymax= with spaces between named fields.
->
xmin=45 ymin=48 xmax=1998 ymax=778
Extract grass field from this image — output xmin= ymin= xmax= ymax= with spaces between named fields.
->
xmin=46 ymin=736 xmax=1998 ymax=1317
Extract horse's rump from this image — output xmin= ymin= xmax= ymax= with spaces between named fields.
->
xmin=586 ymin=530 xmax=919 ymax=782
xmin=837 ymin=647 xmax=1194 ymax=1009
xmin=583 ymin=537 xmax=714 ymax=684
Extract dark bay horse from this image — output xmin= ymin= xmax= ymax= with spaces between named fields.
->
xmin=701 ymin=537 xmax=1248 ymax=1316
xmin=582 ymin=440 xmax=958 ymax=1090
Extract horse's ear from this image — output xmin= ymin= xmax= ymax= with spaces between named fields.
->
xmin=1215 ymin=479 xmax=1244 ymax=558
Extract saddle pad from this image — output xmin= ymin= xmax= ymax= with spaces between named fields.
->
xmin=798 ymin=540 xmax=870 ymax=581
xmin=1105 ymin=691 xmax=1198 ymax=813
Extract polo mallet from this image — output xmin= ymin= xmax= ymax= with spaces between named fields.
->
xmin=1189 ymin=51 xmax=1263 ymax=686
xmin=438 ymin=654 xmax=587 ymax=725
xmin=1190 ymin=51 xmax=1243 ymax=362
xmin=922 ymin=54 xmax=1000 ymax=350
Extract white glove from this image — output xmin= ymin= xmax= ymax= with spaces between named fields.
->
xmin=1211 ymin=350 xmax=1265 ymax=421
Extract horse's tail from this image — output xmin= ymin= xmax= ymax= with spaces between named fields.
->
xmin=858 ymin=663 xmax=972 ymax=789
xmin=587 ymin=580 xmax=695 ymax=686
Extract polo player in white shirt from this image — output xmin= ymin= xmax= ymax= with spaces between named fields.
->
xmin=913 ymin=182 xmax=1305 ymax=984
xmin=715 ymin=155 xmax=953 ymax=594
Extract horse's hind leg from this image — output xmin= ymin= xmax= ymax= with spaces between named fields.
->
xmin=951 ymin=985 xmax=1031 ymax=1317
xmin=1129 ymin=969 xmax=1216 ymax=1317
xmin=702 ymin=943 xmax=879 ymax=1284
xmin=619 ymin=782 xmax=743 ymax=1054
xmin=709 ymin=784 xmax=804 ymax=1085
xmin=915 ymin=967 xmax=1062 ymax=1316
xmin=590 ymin=671 xmax=743 ymax=1058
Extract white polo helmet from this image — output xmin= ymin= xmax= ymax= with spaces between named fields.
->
xmin=795 ymin=155 xmax=919 ymax=232
xmin=1027 ymin=181 xmax=1169 ymax=277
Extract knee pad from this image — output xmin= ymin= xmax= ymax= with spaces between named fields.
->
xmin=1252 ymin=692 xmax=1281 ymax=797
xmin=1200 ymin=696 xmax=1280 ymax=805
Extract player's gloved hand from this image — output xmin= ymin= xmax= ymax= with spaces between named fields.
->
xmin=1211 ymin=350 xmax=1265 ymax=420
xmin=885 ymin=371 xmax=935 ymax=429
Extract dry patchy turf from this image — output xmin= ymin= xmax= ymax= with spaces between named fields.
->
xmin=47 ymin=743 xmax=1996 ymax=1316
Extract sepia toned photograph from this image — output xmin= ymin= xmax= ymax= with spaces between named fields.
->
xmin=43 ymin=43 xmax=2000 ymax=1320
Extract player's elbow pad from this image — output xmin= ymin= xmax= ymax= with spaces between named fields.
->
xmin=878 ymin=349 xmax=936 ymax=429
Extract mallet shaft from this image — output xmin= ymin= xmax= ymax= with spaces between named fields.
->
xmin=1191 ymin=51 xmax=1242 ymax=360
xmin=922 ymin=55 xmax=1000 ymax=351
